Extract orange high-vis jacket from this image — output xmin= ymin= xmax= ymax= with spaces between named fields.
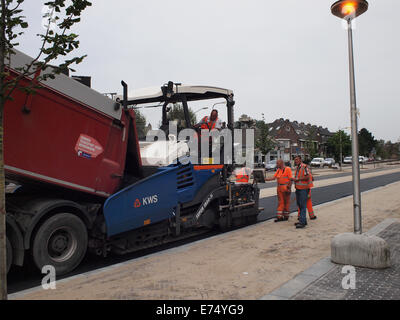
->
xmin=201 ymin=116 xmax=219 ymax=130
xmin=274 ymin=166 xmax=292 ymax=192
xmin=308 ymin=167 xmax=314 ymax=188
xmin=295 ymin=163 xmax=313 ymax=190
xmin=236 ymin=168 xmax=250 ymax=183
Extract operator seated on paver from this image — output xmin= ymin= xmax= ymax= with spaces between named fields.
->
xmin=193 ymin=109 xmax=223 ymax=163
xmin=194 ymin=109 xmax=222 ymax=131
xmin=265 ymin=159 xmax=293 ymax=222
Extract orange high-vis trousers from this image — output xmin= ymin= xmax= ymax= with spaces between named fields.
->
xmin=277 ymin=189 xmax=291 ymax=218
xmin=298 ymin=189 xmax=315 ymax=218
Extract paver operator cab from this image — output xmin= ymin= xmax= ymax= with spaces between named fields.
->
xmin=4 ymin=50 xmax=262 ymax=275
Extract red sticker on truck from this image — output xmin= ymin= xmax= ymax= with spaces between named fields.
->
xmin=75 ymin=134 xmax=104 ymax=159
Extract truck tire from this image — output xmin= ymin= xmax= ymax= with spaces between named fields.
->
xmin=6 ymin=236 xmax=12 ymax=273
xmin=32 ymin=213 xmax=88 ymax=276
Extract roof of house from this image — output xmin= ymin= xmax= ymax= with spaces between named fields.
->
xmin=268 ymin=118 xmax=334 ymax=142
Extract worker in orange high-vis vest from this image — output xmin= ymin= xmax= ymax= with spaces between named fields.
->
xmin=193 ymin=109 xmax=222 ymax=162
xmin=235 ymin=166 xmax=252 ymax=184
xmin=292 ymin=156 xmax=313 ymax=229
xmin=297 ymin=165 xmax=317 ymax=220
xmin=194 ymin=109 xmax=222 ymax=131
xmin=265 ymin=159 xmax=293 ymax=222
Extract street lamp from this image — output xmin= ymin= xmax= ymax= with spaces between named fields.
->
xmin=212 ymin=101 xmax=226 ymax=109
xmin=194 ymin=107 xmax=208 ymax=114
xmin=331 ymin=0 xmax=368 ymax=234
xmin=331 ymin=0 xmax=368 ymax=19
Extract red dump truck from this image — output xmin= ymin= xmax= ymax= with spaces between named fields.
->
xmin=4 ymin=50 xmax=144 ymax=275
xmin=4 ymin=50 xmax=261 ymax=275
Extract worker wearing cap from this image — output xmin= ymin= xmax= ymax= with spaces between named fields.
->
xmin=292 ymin=156 xmax=313 ymax=229
xmin=265 ymin=159 xmax=292 ymax=222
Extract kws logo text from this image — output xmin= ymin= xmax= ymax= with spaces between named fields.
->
xmin=134 ymin=195 xmax=158 ymax=208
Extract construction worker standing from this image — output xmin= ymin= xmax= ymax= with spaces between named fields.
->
xmin=292 ymin=156 xmax=312 ymax=229
xmin=297 ymin=165 xmax=317 ymax=220
xmin=265 ymin=159 xmax=292 ymax=222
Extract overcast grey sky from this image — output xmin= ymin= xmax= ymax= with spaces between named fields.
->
xmin=18 ymin=0 xmax=400 ymax=141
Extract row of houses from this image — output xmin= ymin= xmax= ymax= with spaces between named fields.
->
xmin=236 ymin=116 xmax=334 ymax=164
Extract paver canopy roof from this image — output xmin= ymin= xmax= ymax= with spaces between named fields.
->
xmin=123 ymin=85 xmax=234 ymax=105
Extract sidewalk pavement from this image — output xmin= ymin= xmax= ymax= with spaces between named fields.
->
xmin=261 ymin=218 xmax=400 ymax=300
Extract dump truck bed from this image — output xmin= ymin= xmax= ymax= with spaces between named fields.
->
xmin=4 ymin=50 xmax=132 ymax=197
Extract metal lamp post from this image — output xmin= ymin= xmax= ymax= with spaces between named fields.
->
xmin=331 ymin=0 xmax=368 ymax=234
xmin=339 ymin=131 xmax=342 ymax=169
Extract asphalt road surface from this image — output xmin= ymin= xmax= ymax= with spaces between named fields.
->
xmin=258 ymin=171 xmax=400 ymax=221
xmin=7 ymin=170 xmax=400 ymax=294
xmin=259 ymin=165 xmax=396 ymax=189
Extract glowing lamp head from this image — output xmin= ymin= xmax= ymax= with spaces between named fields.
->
xmin=341 ymin=2 xmax=357 ymax=16
xmin=331 ymin=0 xmax=368 ymax=20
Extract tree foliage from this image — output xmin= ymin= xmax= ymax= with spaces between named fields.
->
xmin=134 ymin=109 xmax=147 ymax=139
xmin=358 ymin=128 xmax=377 ymax=156
xmin=327 ymin=130 xmax=352 ymax=162
xmin=255 ymin=119 xmax=275 ymax=155
xmin=167 ymin=103 xmax=197 ymax=130
xmin=1 ymin=0 xmax=92 ymax=102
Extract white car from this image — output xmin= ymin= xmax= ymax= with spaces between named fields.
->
xmin=324 ymin=158 xmax=336 ymax=167
xmin=343 ymin=156 xmax=352 ymax=164
xmin=265 ymin=160 xmax=277 ymax=171
xmin=310 ymin=158 xmax=325 ymax=168
xmin=359 ymin=156 xmax=368 ymax=164
xmin=343 ymin=156 xmax=367 ymax=164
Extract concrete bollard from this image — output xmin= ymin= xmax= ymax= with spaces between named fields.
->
xmin=331 ymin=233 xmax=391 ymax=269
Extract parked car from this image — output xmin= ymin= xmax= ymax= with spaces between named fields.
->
xmin=343 ymin=156 xmax=352 ymax=164
xmin=265 ymin=159 xmax=277 ymax=171
xmin=310 ymin=157 xmax=325 ymax=168
xmin=342 ymin=156 xmax=368 ymax=164
xmin=359 ymin=156 xmax=368 ymax=164
xmin=324 ymin=158 xmax=336 ymax=167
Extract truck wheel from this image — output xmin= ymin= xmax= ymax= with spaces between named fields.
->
xmin=6 ymin=236 xmax=12 ymax=273
xmin=32 ymin=213 xmax=88 ymax=276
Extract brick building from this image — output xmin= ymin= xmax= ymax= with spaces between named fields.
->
xmin=235 ymin=116 xmax=334 ymax=165
xmin=267 ymin=118 xmax=334 ymax=162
